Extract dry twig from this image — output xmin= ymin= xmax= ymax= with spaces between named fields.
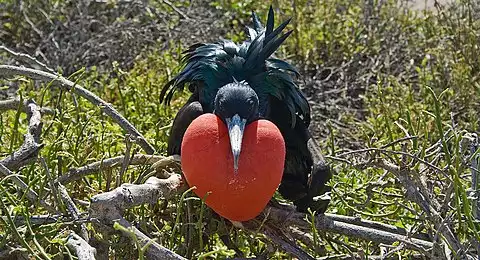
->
xmin=0 ymin=99 xmax=43 ymax=171
xmin=90 ymin=174 xmax=184 ymax=221
xmin=161 ymin=0 xmax=191 ymax=20
xmin=89 ymin=172 xmax=434 ymax=257
xmin=373 ymin=159 xmax=462 ymax=254
xmin=66 ymin=232 xmax=97 ymax=260
xmin=89 ymin=174 xmax=185 ymax=259
xmin=0 ymin=45 xmax=55 ymax=73
xmin=240 ymin=206 xmax=433 ymax=253
xmin=57 ymin=154 xmax=176 ymax=184
xmin=114 ymin=217 xmax=187 ymax=260
xmin=324 ymin=213 xmax=429 ymax=240
xmin=261 ymin=224 xmax=315 ymax=260
xmin=6 ymin=214 xmax=65 ymax=226
xmin=0 ymin=98 xmax=54 ymax=115
xmin=0 ymin=100 xmax=55 ymax=212
xmin=0 ymin=65 xmax=155 ymax=154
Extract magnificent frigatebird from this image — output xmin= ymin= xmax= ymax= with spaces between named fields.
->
xmin=160 ymin=6 xmax=332 ymax=215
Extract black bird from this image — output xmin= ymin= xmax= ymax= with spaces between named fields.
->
xmin=160 ymin=6 xmax=332 ymax=213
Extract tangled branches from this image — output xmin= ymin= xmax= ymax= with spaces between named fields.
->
xmin=0 ymin=0 xmax=226 ymax=76
xmin=2 ymin=64 xmax=476 ymax=260
xmin=327 ymin=131 xmax=480 ymax=258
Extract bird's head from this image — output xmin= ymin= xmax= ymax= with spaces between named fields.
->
xmin=213 ymin=82 xmax=259 ymax=172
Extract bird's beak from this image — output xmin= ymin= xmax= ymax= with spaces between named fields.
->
xmin=226 ymin=114 xmax=247 ymax=173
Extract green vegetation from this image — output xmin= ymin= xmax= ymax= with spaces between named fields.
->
xmin=1 ymin=0 xmax=479 ymax=259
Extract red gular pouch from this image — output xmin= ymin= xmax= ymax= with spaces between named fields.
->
xmin=180 ymin=113 xmax=286 ymax=221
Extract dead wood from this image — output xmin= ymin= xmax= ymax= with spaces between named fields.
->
xmin=0 ymin=65 xmax=155 ymax=154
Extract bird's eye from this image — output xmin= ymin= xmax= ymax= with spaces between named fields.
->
xmin=247 ymin=99 xmax=254 ymax=106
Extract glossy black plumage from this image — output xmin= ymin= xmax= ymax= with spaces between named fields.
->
xmin=160 ymin=6 xmax=332 ymax=213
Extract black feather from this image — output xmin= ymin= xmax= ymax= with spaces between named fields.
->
xmin=252 ymin=11 xmax=263 ymax=33
xmin=266 ymin=6 xmax=274 ymax=36
xmin=264 ymin=18 xmax=291 ymax=44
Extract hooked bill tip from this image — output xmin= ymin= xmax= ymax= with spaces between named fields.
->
xmin=227 ymin=114 xmax=246 ymax=175
xmin=233 ymin=148 xmax=240 ymax=173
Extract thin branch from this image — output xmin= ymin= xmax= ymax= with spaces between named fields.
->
xmin=317 ymin=253 xmax=426 ymax=260
xmin=59 ymin=182 xmax=89 ymax=240
xmin=6 ymin=214 xmax=65 ymax=226
xmin=116 ymin=134 xmax=133 ymax=187
xmin=289 ymin=227 xmax=317 ymax=251
xmin=0 ymin=99 xmax=43 ymax=171
xmin=66 ymin=232 xmax=96 ymax=260
xmin=90 ymin=174 xmax=434 ymax=256
xmin=373 ymin=160 xmax=436 ymax=214
xmin=0 ymin=65 xmax=155 ymax=154
xmin=89 ymin=174 xmax=184 ymax=221
xmin=0 ymin=163 xmax=56 ymax=213
xmin=255 ymin=207 xmax=433 ymax=253
xmin=89 ymin=174 xmax=185 ymax=259
xmin=261 ymin=224 xmax=315 ymax=260
xmin=43 ymin=157 xmax=91 ymax=241
xmin=0 ymin=45 xmax=55 ymax=73
xmin=57 ymin=154 xmax=175 ymax=184
xmin=0 ymin=100 xmax=55 ymax=212
xmin=337 ymin=147 xmax=447 ymax=176
xmin=161 ymin=0 xmax=190 ymax=20
xmin=379 ymin=136 xmax=418 ymax=149
xmin=0 ymin=98 xmax=54 ymax=115
xmin=324 ymin=213 xmax=430 ymax=241
xmin=0 ymin=164 xmax=40 ymax=204
xmin=373 ymin=159 xmax=461 ymax=253
xmin=114 ymin=217 xmax=187 ymax=260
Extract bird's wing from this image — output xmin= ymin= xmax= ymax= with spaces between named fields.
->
xmin=305 ymin=129 xmax=332 ymax=213
xmin=167 ymin=96 xmax=204 ymax=156
xmin=267 ymin=96 xmax=331 ymax=213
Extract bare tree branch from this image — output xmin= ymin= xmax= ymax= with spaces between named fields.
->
xmin=42 ymin=157 xmax=88 ymax=240
xmin=261 ymin=224 xmax=315 ymax=260
xmin=0 ymin=99 xmax=43 ymax=171
xmin=324 ymin=213 xmax=430 ymax=241
xmin=0 ymin=164 xmax=41 ymax=205
xmin=89 ymin=173 xmax=433 ymax=256
xmin=316 ymin=253 xmax=426 ymax=260
xmin=373 ymin=159 xmax=462 ymax=254
xmin=5 ymin=214 xmax=65 ymax=226
xmin=0 ymin=100 xmax=56 ymax=212
xmin=89 ymin=174 xmax=185 ymax=259
xmin=0 ymin=45 xmax=55 ymax=73
xmin=289 ymin=227 xmax=318 ymax=251
xmin=0 ymin=98 xmax=54 ymax=115
xmin=252 ymin=206 xmax=433 ymax=253
xmin=66 ymin=232 xmax=97 ymax=260
xmin=114 ymin=217 xmax=187 ymax=260
xmin=0 ymin=65 xmax=155 ymax=154
xmin=90 ymin=174 xmax=184 ymax=221
xmin=116 ymin=135 xmax=133 ymax=187
xmin=57 ymin=154 xmax=176 ymax=184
